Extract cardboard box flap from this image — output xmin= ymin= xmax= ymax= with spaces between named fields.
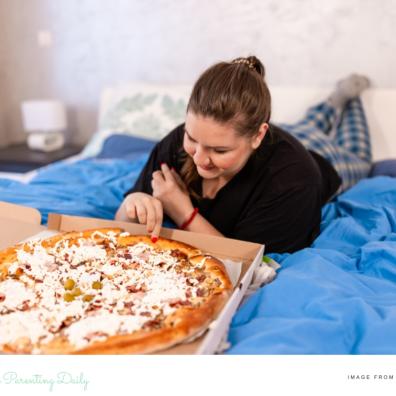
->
xmin=0 ymin=201 xmax=41 ymax=225
xmin=47 ymin=213 xmax=262 ymax=261
xmin=0 ymin=218 xmax=45 ymax=250
xmin=0 ymin=202 xmax=44 ymax=249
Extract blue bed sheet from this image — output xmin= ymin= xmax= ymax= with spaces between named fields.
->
xmin=0 ymin=155 xmax=148 ymax=223
xmin=227 ymin=176 xmax=396 ymax=354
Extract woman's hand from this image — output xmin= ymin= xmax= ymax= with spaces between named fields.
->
xmin=151 ymin=163 xmax=194 ymax=226
xmin=115 ymin=192 xmax=163 ymax=240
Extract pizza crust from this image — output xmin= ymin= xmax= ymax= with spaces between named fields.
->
xmin=0 ymin=228 xmax=233 ymax=354
xmin=71 ymin=290 xmax=229 ymax=354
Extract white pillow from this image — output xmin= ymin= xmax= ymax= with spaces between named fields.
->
xmin=81 ymin=83 xmax=192 ymax=158
xmin=83 ymin=84 xmax=396 ymax=162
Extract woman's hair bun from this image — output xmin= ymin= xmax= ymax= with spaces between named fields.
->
xmin=246 ymin=56 xmax=265 ymax=78
xmin=231 ymin=56 xmax=265 ymax=78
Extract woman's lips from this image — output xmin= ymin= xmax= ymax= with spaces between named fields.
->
xmin=199 ymin=165 xmax=215 ymax=171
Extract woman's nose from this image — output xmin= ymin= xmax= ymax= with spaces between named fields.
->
xmin=193 ymin=146 xmax=210 ymax=166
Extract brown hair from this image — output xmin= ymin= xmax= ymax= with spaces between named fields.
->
xmin=180 ymin=55 xmax=272 ymax=201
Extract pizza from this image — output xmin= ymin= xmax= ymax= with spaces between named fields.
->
xmin=0 ymin=228 xmax=233 ymax=354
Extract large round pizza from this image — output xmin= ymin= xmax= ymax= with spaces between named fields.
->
xmin=0 ymin=228 xmax=233 ymax=354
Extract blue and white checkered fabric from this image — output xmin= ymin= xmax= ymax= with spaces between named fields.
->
xmin=279 ymin=98 xmax=372 ymax=194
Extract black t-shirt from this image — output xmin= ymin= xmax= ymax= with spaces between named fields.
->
xmin=124 ymin=123 xmax=341 ymax=253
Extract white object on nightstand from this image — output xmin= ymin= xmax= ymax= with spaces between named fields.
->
xmin=21 ymin=100 xmax=67 ymax=152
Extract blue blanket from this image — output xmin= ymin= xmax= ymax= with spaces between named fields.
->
xmin=0 ymin=156 xmax=148 ymax=223
xmin=1 ymin=158 xmax=396 ymax=354
xmin=227 ymin=176 xmax=396 ymax=354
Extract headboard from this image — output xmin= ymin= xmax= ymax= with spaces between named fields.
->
xmin=97 ymin=84 xmax=396 ymax=161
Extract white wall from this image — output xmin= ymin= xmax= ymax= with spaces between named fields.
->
xmin=0 ymin=0 xmax=395 ymax=146
xmin=0 ymin=0 xmax=10 ymax=146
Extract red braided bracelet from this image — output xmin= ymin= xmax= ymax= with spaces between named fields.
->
xmin=180 ymin=207 xmax=199 ymax=230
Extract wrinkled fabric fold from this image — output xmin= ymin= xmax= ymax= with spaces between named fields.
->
xmin=0 ymin=156 xmax=148 ymax=223
xmin=228 ymin=176 xmax=396 ymax=354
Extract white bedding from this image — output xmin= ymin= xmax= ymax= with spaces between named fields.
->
xmin=94 ymin=83 xmax=396 ymax=162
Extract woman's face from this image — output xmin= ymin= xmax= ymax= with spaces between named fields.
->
xmin=183 ymin=112 xmax=266 ymax=180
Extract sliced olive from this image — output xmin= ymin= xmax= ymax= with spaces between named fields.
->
xmin=64 ymin=278 xmax=75 ymax=290
xmin=63 ymin=293 xmax=75 ymax=302
xmin=92 ymin=281 xmax=103 ymax=290
xmin=83 ymin=294 xmax=94 ymax=302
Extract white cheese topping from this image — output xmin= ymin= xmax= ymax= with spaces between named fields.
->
xmin=17 ymin=246 xmax=55 ymax=280
xmin=0 ymin=311 xmax=48 ymax=346
xmin=0 ymin=279 xmax=36 ymax=313
xmin=66 ymin=312 xmax=147 ymax=348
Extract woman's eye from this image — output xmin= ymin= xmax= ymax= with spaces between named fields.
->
xmin=185 ymin=131 xmax=194 ymax=141
xmin=214 ymin=149 xmax=228 ymax=154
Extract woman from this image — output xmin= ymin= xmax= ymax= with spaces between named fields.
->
xmin=115 ymin=56 xmax=371 ymax=253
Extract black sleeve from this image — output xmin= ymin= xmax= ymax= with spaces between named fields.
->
xmin=232 ymin=184 xmax=322 ymax=253
xmin=124 ymin=124 xmax=185 ymax=197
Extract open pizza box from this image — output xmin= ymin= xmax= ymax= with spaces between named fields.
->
xmin=0 ymin=201 xmax=264 ymax=355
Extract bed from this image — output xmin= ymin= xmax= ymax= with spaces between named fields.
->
xmin=1 ymin=83 xmax=396 ymax=354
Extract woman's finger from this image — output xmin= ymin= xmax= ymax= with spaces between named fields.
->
xmin=151 ymin=199 xmax=163 ymax=239
xmin=160 ymin=163 xmax=174 ymax=181
xmin=143 ymin=198 xmax=157 ymax=233
xmin=134 ymin=200 xmax=147 ymax=225
xmin=151 ymin=178 xmax=161 ymax=198
xmin=152 ymin=170 xmax=165 ymax=182
xmin=125 ymin=201 xmax=137 ymax=220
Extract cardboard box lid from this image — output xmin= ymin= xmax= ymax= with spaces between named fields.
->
xmin=0 ymin=201 xmax=45 ymax=249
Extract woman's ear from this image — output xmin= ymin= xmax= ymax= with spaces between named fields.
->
xmin=251 ymin=123 xmax=269 ymax=149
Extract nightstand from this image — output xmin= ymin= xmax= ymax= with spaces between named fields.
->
xmin=0 ymin=143 xmax=82 ymax=173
